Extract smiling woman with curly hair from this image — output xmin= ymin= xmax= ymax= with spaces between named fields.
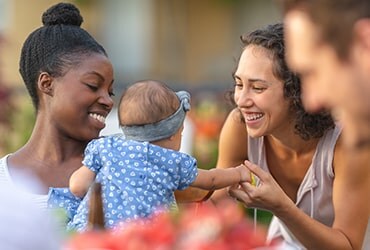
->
xmin=225 ymin=23 xmax=334 ymax=141
xmin=210 ymin=23 xmax=365 ymax=249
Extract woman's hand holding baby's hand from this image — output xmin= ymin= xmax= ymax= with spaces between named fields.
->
xmin=229 ymin=160 xmax=292 ymax=213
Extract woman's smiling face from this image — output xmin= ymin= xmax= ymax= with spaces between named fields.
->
xmin=47 ymin=53 xmax=114 ymax=142
xmin=234 ymin=45 xmax=292 ymax=138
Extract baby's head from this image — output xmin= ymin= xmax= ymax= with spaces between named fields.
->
xmin=118 ymin=80 xmax=191 ymax=149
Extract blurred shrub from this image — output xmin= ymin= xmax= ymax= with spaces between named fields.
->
xmin=190 ymin=91 xmax=229 ymax=170
xmin=0 ymin=85 xmax=14 ymax=155
xmin=0 ymin=90 xmax=35 ymax=156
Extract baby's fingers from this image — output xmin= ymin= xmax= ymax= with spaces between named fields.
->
xmin=238 ymin=164 xmax=253 ymax=183
xmin=244 ymin=160 xmax=268 ymax=183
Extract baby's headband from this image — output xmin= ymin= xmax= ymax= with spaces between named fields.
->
xmin=121 ymin=91 xmax=191 ymax=142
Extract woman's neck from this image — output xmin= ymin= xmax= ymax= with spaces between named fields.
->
xmin=265 ymin=133 xmax=320 ymax=159
xmin=11 ymin=117 xmax=87 ymax=170
xmin=30 ymin=122 xmax=86 ymax=160
xmin=8 ymin=125 xmax=88 ymax=189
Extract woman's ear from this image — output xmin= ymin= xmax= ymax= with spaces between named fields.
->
xmin=38 ymin=72 xmax=54 ymax=96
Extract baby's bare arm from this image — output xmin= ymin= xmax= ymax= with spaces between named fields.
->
xmin=69 ymin=165 xmax=96 ymax=198
xmin=191 ymin=165 xmax=250 ymax=190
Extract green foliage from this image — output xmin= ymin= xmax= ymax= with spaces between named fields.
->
xmin=246 ymin=208 xmax=273 ymax=226
xmin=0 ymin=93 xmax=35 ymax=156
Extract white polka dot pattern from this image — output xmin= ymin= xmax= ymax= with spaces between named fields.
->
xmin=68 ymin=135 xmax=198 ymax=231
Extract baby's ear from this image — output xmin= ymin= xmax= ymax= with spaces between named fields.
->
xmin=38 ymin=72 xmax=54 ymax=96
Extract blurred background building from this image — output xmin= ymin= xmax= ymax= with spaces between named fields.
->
xmin=0 ymin=0 xmax=282 ymax=161
xmin=1 ymin=0 xmax=281 ymax=90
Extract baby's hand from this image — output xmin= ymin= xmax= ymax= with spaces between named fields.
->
xmin=236 ymin=164 xmax=253 ymax=183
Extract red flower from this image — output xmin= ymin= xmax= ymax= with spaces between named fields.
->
xmin=65 ymin=200 xmax=271 ymax=250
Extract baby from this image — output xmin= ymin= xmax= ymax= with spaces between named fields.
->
xmin=68 ymin=80 xmax=249 ymax=230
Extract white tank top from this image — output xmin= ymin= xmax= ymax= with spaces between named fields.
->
xmin=0 ymin=155 xmax=48 ymax=209
xmin=248 ymin=125 xmax=369 ymax=249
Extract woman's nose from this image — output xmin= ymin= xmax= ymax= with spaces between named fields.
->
xmin=235 ymin=90 xmax=253 ymax=107
xmin=99 ymin=93 xmax=114 ymax=111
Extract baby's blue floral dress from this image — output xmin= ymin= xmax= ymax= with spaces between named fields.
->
xmin=48 ymin=188 xmax=82 ymax=226
xmin=68 ymin=135 xmax=198 ymax=231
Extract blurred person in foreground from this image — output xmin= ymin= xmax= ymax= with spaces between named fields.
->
xmin=280 ymin=0 xmax=370 ymax=150
xmin=281 ymin=0 xmax=370 ymax=249
xmin=279 ymin=0 xmax=370 ymax=249
xmin=0 ymin=168 xmax=61 ymax=249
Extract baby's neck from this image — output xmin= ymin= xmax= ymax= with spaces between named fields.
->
xmin=150 ymin=138 xmax=175 ymax=151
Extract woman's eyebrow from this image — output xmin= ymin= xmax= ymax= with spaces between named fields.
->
xmin=233 ymin=74 xmax=241 ymax=81
xmin=234 ymin=73 xmax=272 ymax=86
xmin=85 ymin=71 xmax=104 ymax=81
xmin=248 ymin=78 xmax=272 ymax=85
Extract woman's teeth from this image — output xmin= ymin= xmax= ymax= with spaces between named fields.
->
xmin=246 ymin=113 xmax=263 ymax=121
xmin=89 ymin=113 xmax=106 ymax=123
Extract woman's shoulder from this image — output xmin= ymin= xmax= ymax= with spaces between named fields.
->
xmin=88 ymin=133 xmax=126 ymax=147
xmin=94 ymin=133 xmax=125 ymax=142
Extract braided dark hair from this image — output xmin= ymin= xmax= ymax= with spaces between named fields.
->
xmin=229 ymin=23 xmax=334 ymax=140
xmin=19 ymin=2 xmax=107 ymax=110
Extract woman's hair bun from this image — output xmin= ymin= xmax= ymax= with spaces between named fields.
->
xmin=42 ymin=2 xmax=83 ymax=27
